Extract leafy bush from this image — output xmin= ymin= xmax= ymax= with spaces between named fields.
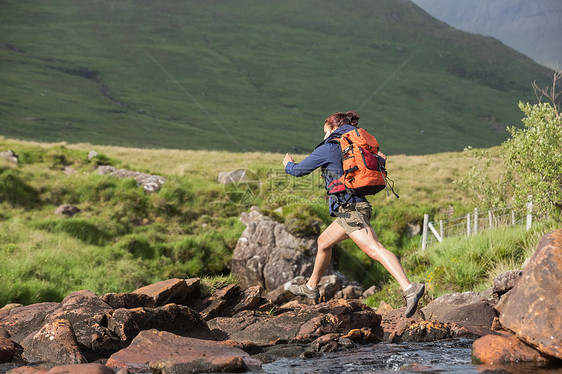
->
xmin=458 ymin=73 xmax=562 ymax=216
xmin=503 ymin=101 xmax=562 ymax=213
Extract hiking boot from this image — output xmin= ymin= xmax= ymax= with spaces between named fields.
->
xmin=288 ymin=283 xmax=319 ymax=300
xmin=403 ymin=283 xmax=425 ymax=318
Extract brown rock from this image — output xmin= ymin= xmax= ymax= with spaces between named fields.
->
xmin=48 ymin=363 xmax=114 ymax=374
xmin=264 ymin=284 xmax=293 ymax=306
xmin=472 ymin=332 xmax=549 ymax=364
xmin=208 ymin=299 xmax=382 ymax=345
xmin=317 ymin=275 xmax=341 ymax=302
xmin=377 ymin=301 xmax=394 ymax=315
xmin=228 ymin=285 xmax=265 ymax=315
xmin=421 ymin=291 xmax=497 ymax=328
xmin=8 ymin=363 xmax=113 ymax=374
xmin=22 ymin=319 xmax=86 ymax=365
xmin=342 ymin=285 xmax=363 ymax=299
xmin=450 ymin=323 xmax=498 ymax=339
xmin=499 ymin=229 xmax=562 ymax=360
xmin=0 ymin=304 xmax=23 ymax=321
xmin=210 ymin=309 xmax=316 ymax=344
xmin=0 ymin=335 xmax=22 ymax=363
xmin=197 ymin=284 xmax=268 ymax=321
xmin=193 ymin=284 xmax=238 ymax=320
xmin=213 ymin=284 xmax=240 ymax=300
xmin=493 ymin=289 xmax=512 ymax=315
xmin=492 ymin=269 xmax=522 ymax=296
xmin=44 ymin=291 xmax=117 ymax=360
xmin=380 ymin=308 xmax=422 ymax=342
xmin=108 ymin=303 xmax=210 ymax=344
xmin=132 ymin=278 xmax=200 ymax=307
xmin=105 ymin=329 xmax=261 ymax=373
xmin=401 ymin=321 xmax=453 ymax=342
xmin=361 ymin=327 xmax=383 ymax=343
xmin=199 ymin=299 xmax=227 ymax=321
xmin=296 ymin=299 xmax=382 ymax=341
xmin=101 ymin=292 xmax=153 ymax=309
xmin=5 ymin=367 xmax=48 ymax=373
xmin=342 ymin=328 xmax=363 ymax=342
xmin=0 ymin=302 xmax=60 ymax=344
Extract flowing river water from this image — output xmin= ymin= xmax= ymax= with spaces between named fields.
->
xmin=259 ymin=338 xmax=562 ymax=374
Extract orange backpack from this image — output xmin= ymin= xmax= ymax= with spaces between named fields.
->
xmin=326 ymin=128 xmax=398 ymax=198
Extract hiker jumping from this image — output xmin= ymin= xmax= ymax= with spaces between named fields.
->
xmin=283 ymin=111 xmax=424 ymax=318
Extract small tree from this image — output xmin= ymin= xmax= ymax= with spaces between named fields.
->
xmin=502 ymin=99 xmax=562 ymax=213
xmin=459 ymin=70 xmax=561 ymax=220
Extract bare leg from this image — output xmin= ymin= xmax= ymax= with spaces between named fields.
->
xmin=307 ymin=221 xmax=349 ymax=288
xmin=348 ymin=226 xmax=411 ymax=291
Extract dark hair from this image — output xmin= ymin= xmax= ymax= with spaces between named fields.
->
xmin=324 ymin=111 xmax=360 ymax=130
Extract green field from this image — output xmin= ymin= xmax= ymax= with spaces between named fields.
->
xmin=0 ymin=0 xmax=553 ymax=155
xmin=1 ymin=137 xmax=556 ymax=307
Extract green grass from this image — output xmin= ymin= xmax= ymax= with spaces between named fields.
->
xmin=0 ymin=137 xmax=555 ymax=306
xmin=363 ymin=219 xmax=558 ymax=309
xmin=0 ymin=0 xmax=553 ymax=155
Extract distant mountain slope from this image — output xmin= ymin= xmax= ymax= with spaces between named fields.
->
xmin=0 ymin=0 xmax=553 ymax=155
xmin=410 ymin=0 xmax=562 ymax=70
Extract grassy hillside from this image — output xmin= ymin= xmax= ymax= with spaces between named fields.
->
xmin=410 ymin=0 xmax=562 ymax=70
xmin=2 ymin=136 xmax=556 ymax=307
xmin=0 ymin=0 xmax=553 ymax=155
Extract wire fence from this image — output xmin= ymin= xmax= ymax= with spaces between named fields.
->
xmin=420 ymin=200 xmax=555 ymax=249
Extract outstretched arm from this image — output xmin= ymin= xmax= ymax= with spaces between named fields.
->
xmin=284 ymin=146 xmax=328 ymax=177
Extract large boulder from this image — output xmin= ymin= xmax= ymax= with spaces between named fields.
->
xmin=421 ymin=290 xmax=497 ymax=328
xmin=499 ymin=229 xmax=562 ymax=360
xmin=106 ymin=329 xmax=261 ymax=373
xmin=231 ymin=207 xmax=317 ymax=291
xmin=472 ymin=332 xmax=550 ymax=364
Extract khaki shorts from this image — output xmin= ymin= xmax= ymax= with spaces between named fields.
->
xmin=335 ymin=201 xmax=373 ymax=235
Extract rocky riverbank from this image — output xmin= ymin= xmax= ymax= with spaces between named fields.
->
xmin=1 ymin=229 xmax=560 ymax=373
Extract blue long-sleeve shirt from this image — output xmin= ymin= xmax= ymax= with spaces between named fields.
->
xmin=285 ymin=124 xmax=367 ymax=216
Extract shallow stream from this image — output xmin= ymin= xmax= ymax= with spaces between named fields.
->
xmin=260 ymin=338 xmax=562 ymax=374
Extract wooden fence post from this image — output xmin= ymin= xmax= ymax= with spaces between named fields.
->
xmin=473 ymin=208 xmax=479 ymax=236
xmin=439 ymin=220 xmax=444 ymax=240
xmin=467 ymin=214 xmax=471 ymax=236
xmin=422 ymin=214 xmax=429 ymax=250
xmin=489 ymin=210 xmax=493 ymax=228
xmin=527 ymin=201 xmax=533 ymax=231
